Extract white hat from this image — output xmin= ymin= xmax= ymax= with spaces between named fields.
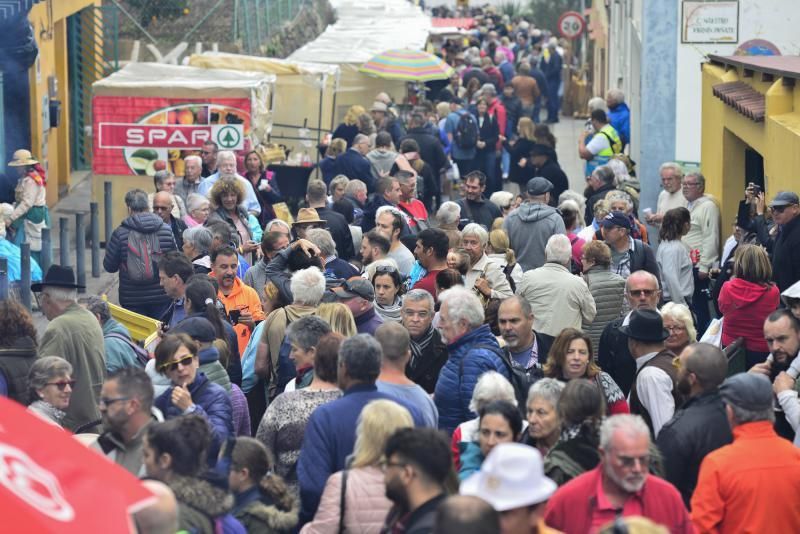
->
xmin=460 ymin=443 xmax=557 ymax=511
xmin=782 ymin=280 xmax=800 ymax=301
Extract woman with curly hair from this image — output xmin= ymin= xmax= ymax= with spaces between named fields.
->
xmin=0 ymin=301 xmax=38 ymax=405
xmin=543 ymin=328 xmax=628 ymax=415
xmin=206 ymin=178 xmax=260 ymax=255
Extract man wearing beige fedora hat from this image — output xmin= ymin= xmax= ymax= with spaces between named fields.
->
xmin=291 ymin=207 xmax=326 ymax=241
xmin=2 ymin=149 xmax=50 ymax=262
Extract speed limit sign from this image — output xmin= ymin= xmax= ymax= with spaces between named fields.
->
xmin=558 ymin=11 xmax=585 ymax=40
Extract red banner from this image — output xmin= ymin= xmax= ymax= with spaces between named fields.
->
xmin=92 ymin=96 xmax=252 ymax=176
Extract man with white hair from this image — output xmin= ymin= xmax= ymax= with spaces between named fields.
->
xmin=32 ymin=265 xmax=105 ymax=432
xmin=461 ymin=223 xmax=513 ymax=300
xmin=434 ymin=286 xmax=510 ymax=434
xmin=545 ymin=414 xmax=691 ymax=533
xmin=435 ymin=201 xmax=464 ymax=249
xmin=606 ymin=88 xmax=631 ymax=148
xmin=255 ymin=264 xmax=326 ymax=398
xmin=174 ymin=154 xmax=203 ymax=207
xmin=343 ymin=179 xmax=368 ymax=224
xmin=517 ymin=234 xmax=596 ymax=338
xmin=646 ymin=162 xmax=688 ymax=226
xmin=504 ymin=177 xmax=566 ymax=271
xmin=306 ymin=228 xmax=358 ymax=280
xmin=196 ymin=150 xmax=261 ymax=215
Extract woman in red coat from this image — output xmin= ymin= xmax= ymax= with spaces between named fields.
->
xmin=718 ymin=244 xmax=780 ymax=369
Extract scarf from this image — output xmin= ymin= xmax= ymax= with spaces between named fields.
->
xmin=409 ymin=325 xmax=435 ymax=368
xmin=375 ymin=297 xmax=403 ymax=323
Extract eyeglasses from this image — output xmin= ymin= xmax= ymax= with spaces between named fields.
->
xmin=616 ymin=454 xmax=650 ymax=469
xmin=772 ymin=205 xmax=796 ymax=213
xmin=628 ymin=289 xmax=658 ymax=297
xmin=99 ymin=396 xmax=130 ymax=408
xmin=158 ymin=354 xmax=195 ymax=372
xmin=153 ymin=206 xmax=171 ymax=212
xmin=682 ymin=182 xmax=700 ymax=188
xmin=46 ymin=380 xmax=76 ymax=391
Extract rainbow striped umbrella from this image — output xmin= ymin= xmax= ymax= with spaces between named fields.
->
xmin=359 ymin=49 xmax=454 ymax=82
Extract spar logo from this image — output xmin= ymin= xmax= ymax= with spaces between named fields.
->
xmin=98 ymin=123 xmax=245 ymax=150
xmin=0 ymin=443 xmax=75 ymax=521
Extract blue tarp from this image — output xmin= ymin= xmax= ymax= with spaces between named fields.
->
xmin=0 ymin=238 xmax=42 ymax=282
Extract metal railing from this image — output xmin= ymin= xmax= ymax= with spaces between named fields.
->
xmin=235 ymin=0 xmax=309 ymax=55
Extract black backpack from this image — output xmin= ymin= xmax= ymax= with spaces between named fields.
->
xmin=461 ymin=344 xmax=542 ymax=417
xmin=454 ymin=112 xmax=479 ymax=149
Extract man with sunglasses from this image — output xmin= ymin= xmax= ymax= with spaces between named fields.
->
xmin=768 ymin=191 xmax=800 ymax=292
xmin=152 ymin=191 xmax=187 ymax=251
xmin=545 ymin=414 xmax=691 ymax=533
xmin=598 ymin=271 xmax=662 ymax=397
xmin=200 ymin=140 xmax=218 ymax=177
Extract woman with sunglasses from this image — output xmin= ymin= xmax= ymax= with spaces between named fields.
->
xmin=373 ymin=265 xmax=403 ymax=323
xmin=153 ymin=333 xmax=233 ymax=468
xmin=27 ymin=356 xmax=73 ymax=427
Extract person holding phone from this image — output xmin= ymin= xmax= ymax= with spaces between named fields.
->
xmin=153 ymin=333 xmax=233 ymax=468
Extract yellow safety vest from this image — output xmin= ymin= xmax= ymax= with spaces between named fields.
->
xmin=597 ymin=124 xmax=623 ymax=156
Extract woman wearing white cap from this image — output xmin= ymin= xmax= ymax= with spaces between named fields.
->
xmin=2 ymin=149 xmax=49 ymax=262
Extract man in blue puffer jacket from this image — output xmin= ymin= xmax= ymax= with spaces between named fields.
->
xmin=434 ymin=286 xmax=510 ymax=435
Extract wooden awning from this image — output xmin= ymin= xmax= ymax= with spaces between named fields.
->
xmin=712 ymin=81 xmax=765 ymax=122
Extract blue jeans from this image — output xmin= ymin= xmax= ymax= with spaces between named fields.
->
xmin=501 ymin=149 xmax=510 ymax=178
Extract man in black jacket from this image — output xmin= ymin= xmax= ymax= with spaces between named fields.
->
xmin=769 ymin=191 xmax=800 ymax=292
xmin=598 ymin=270 xmax=661 ymax=396
xmin=401 ymin=113 xmax=448 ymax=177
xmin=584 ymin=165 xmax=617 ymax=224
xmin=456 ymin=171 xmax=501 ymax=230
xmin=656 ymin=343 xmax=732 ymax=507
xmin=530 ymin=144 xmax=568 ymax=206
xmin=306 ymin=179 xmax=355 ymax=261
xmin=402 ymin=289 xmax=448 ymax=394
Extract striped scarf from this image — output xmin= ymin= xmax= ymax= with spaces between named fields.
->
xmin=409 ymin=326 xmax=435 ymax=369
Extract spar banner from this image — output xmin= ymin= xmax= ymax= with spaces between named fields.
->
xmin=92 ymin=96 xmax=252 ymax=176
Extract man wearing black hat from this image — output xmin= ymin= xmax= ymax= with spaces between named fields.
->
xmin=768 ymin=191 xmax=800 ymax=292
xmin=529 ymin=144 xmax=568 ymax=206
xmin=622 ymin=308 xmax=681 ymax=437
xmin=503 ymin=176 xmax=566 ymax=271
xmin=33 ymin=265 xmax=105 ymax=432
xmin=691 ymin=373 xmax=800 ymax=533
xmin=601 ymin=211 xmax=659 ymax=281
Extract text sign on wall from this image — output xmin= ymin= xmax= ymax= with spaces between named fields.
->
xmin=682 ymin=1 xmax=739 ymax=44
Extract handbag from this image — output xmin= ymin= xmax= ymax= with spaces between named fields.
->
xmin=338 ymin=468 xmax=349 ymax=534
xmin=699 ymin=317 xmax=724 ymax=348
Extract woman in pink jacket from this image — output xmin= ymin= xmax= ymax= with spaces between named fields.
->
xmin=300 ymin=399 xmax=414 ymax=534
xmin=718 ymin=244 xmax=780 ymax=369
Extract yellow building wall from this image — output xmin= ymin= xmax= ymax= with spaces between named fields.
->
xmin=27 ymin=0 xmax=101 ymax=206
xmin=701 ymin=62 xmax=800 ymax=231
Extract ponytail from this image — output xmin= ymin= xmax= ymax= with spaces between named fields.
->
xmin=231 ymin=437 xmax=296 ymax=512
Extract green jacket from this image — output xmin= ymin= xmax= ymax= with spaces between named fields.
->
xmin=102 ymin=319 xmax=140 ymax=374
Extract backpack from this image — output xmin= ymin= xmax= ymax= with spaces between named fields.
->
xmin=454 ymin=112 xmax=479 ymax=149
xmin=104 ymin=332 xmax=150 ymax=367
xmin=125 ymin=228 xmax=161 ymax=282
xmin=460 ymin=344 xmax=542 ymax=418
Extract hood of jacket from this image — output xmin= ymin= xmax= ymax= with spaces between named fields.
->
xmin=238 ymin=489 xmax=299 ymax=532
xmin=515 ymin=201 xmax=560 ymax=223
xmin=198 ymin=346 xmax=220 ymax=365
xmin=170 ymin=475 xmax=234 ymax=518
xmin=121 ymin=212 xmax=166 ymax=234
xmin=725 ymin=277 xmax=774 ymax=305
xmin=103 ymin=318 xmax=131 ymax=338
xmin=367 ymin=149 xmax=398 ymax=164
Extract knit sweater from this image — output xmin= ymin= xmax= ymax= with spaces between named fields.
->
xmin=656 ymin=239 xmax=694 ymax=304
xmin=582 ymin=266 xmax=625 ymax=352
xmin=682 ymin=195 xmax=720 ymax=272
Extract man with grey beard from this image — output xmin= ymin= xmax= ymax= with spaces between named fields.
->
xmin=544 ymin=415 xmax=692 ymax=533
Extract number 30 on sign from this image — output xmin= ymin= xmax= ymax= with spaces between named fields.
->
xmin=558 ymin=11 xmax=586 ymax=40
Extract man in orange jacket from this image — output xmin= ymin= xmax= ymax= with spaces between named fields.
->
xmin=691 ymin=372 xmax=800 ymax=533
xmin=211 ymin=245 xmax=265 ymax=355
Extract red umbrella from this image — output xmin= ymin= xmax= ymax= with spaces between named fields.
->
xmin=0 ymin=397 xmax=154 ymax=532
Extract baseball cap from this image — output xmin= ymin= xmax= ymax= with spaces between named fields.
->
xmin=719 ymin=373 xmax=773 ymax=412
xmin=171 ymin=316 xmax=216 ymax=343
xmin=526 ymin=176 xmax=553 ymax=196
xmin=769 ymin=191 xmax=799 ymax=208
xmin=461 ymin=443 xmax=557 ymax=511
xmin=601 ymin=211 xmax=632 ymax=230
xmin=332 ymin=278 xmax=374 ymax=301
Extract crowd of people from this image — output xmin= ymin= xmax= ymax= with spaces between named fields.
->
xmin=4 ymin=6 xmax=800 ymax=534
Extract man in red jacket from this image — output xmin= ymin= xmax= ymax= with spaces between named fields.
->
xmin=545 ymin=414 xmax=692 ymax=534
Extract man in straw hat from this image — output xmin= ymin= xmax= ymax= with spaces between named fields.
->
xmin=290 ymin=207 xmax=326 ymax=241
xmin=32 ymin=265 xmax=106 ymax=432
xmin=2 ymin=149 xmax=49 ymax=261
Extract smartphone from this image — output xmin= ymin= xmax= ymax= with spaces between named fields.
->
xmin=228 ymin=309 xmax=241 ymax=324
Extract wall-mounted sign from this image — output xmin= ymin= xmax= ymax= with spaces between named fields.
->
xmin=682 ymin=1 xmax=739 ymax=44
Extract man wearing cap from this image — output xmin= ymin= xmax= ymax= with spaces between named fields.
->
xmin=691 ymin=373 xmax=800 ymax=533
xmin=528 ymin=144 xmax=567 ymax=206
xmin=461 ymin=442 xmax=559 ymax=534
xmin=681 ymin=172 xmax=720 ymax=333
xmin=291 ymin=207 xmax=326 ymax=241
xmin=601 ymin=210 xmax=659 ymax=281
xmin=622 ymin=308 xmax=681 ymax=437
xmin=306 ymin=179 xmax=355 ymax=261
xmin=456 ymin=171 xmax=501 ymax=231
xmin=768 ymin=190 xmax=800 ymax=292
xmin=371 ymin=100 xmax=406 ymax=149
xmin=335 ymin=133 xmax=375 ymax=192
xmin=656 ymin=343 xmax=733 ymax=507
xmin=503 ymin=176 xmax=566 ymax=271
xmin=333 ymin=277 xmax=384 ymax=335
xmin=546 ymin=414 xmax=692 ymax=533
xmin=33 ymin=265 xmax=106 ymax=432
xmin=382 ymin=427 xmax=450 ymax=533
xmin=517 ymin=234 xmax=596 ymax=338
